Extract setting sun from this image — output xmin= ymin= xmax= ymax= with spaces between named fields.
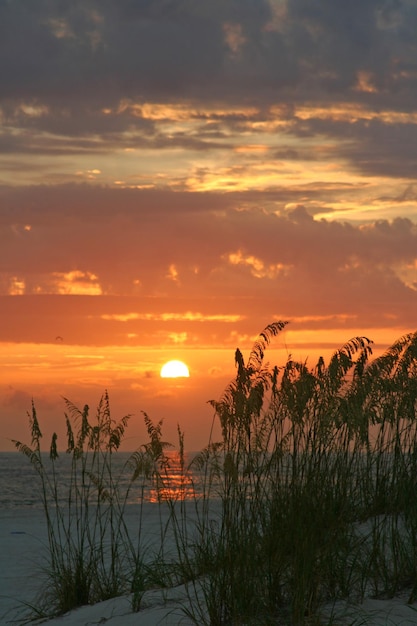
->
xmin=160 ymin=360 xmax=190 ymax=378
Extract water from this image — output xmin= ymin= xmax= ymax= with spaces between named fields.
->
xmin=0 ymin=452 xmax=43 ymax=509
xmin=0 ymin=450 xmax=206 ymax=511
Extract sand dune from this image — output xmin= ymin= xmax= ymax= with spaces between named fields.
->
xmin=2 ymin=508 xmax=417 ymax=625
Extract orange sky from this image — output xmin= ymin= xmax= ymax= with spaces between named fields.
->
xmin=1 ymin=1 xmax=417 ymax=450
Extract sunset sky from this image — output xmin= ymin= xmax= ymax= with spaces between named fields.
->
xmin=2 ymin=0 xmax=417 ymax=451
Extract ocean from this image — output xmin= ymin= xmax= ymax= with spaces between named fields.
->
xmin=0 ymin=452 xmax=43 ymax=509
xmin=0 ymin=450 xmax=206 ymax=511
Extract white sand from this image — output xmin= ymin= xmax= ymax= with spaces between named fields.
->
xmin=2 ymin=508 xmax=417 ymax=625
xmin=0 ymin=506 xmax=203 ymax=625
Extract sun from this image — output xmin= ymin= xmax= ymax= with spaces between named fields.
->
xmin=160 ymin=360 xmax=190 ymax=378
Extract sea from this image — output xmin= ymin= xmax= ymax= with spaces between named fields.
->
xmin=0 ymin=450 xmax=206 ymax=511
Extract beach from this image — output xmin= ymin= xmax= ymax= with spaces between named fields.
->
xmin=1 ymin=506 xmax=201 ymax=625
xmin=2 ymin=506 xmax=417 ymax=625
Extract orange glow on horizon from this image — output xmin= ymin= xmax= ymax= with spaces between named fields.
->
xmin=1 ymin=323 xmax=415 ymax=453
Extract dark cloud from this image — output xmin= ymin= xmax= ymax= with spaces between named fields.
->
xmin=0 ymin=0 xmax=226 ymax=104
xmin=0 ymin=0 xmax=415 ymax=112
xmin=0 ymin=0 xmax=416 ymax=185
xmin=286 ymin=0 xmax=382 ymax=83
xmin=288 ymin=117 xmax=417 ymax=178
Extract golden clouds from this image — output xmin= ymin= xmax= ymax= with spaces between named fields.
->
xmin=101 ymin=312 xmax=243 ymax=323
xmin=290 ymin=314 xmax=358 ymax=324
xmin=228 ymin=250 xmax=291 ymax=279
xmin=167 ymin=264 xmax=180 ymax=283
xmin=168 ymin=332 xmax=188 ymax=344
xmin=294 ymin=103 xmax=417 ymax=125
xmin=101 ymin=313 xmax=140 ymax=322
xmin=5 ymin=271 xmax=102 ymax=296
xmin=234 ymin=144 xmax=269 ymax=154
xmin=53 ymin=271 xmax=102 ymax=295
xmin=100 ymin=101 xmax=259 ymax=122
xmin=76 ymin=169 xmax=102 ymax=180
xmin=9 ymin=277 xmax=25 ymax=295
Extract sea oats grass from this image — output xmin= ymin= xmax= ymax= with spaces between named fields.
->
xmin=179 ymin=324 xmax=417 ymax=625
xmin=13 ymin=392 xmax=177 ymax=620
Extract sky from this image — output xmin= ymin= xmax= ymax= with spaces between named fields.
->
xmin=1 ymin=0 xmax=417 ymax=451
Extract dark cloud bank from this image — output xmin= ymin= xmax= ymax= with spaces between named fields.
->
xmin=1 ymin=1 xmax=416 ymax=122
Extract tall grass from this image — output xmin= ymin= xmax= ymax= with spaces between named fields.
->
xmin=13 ymin=322 xmax=417 ymax=625
xmin=183 ymin=322 xmax=417 ymax=625
xmin=13 ymin=391 xmax=175 ymax=618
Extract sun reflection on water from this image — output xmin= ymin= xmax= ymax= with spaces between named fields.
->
xmin=147 ymin=451 xmax=198 ymax=503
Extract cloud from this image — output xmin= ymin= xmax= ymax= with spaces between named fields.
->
xmin=1 ymin=185 xmax=416 ymax=284
xmin=0 ymin=181 xmax=416 ymax=346
xmin=1 ymin=1 xmax=416 ymax=118
xmin=1 ymin=1 xmax=417 ymax=199
xmin=0 ymin=1 xmax=416 ymax=353
xmin=2 ymin=387 xmax=58 ymax=412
